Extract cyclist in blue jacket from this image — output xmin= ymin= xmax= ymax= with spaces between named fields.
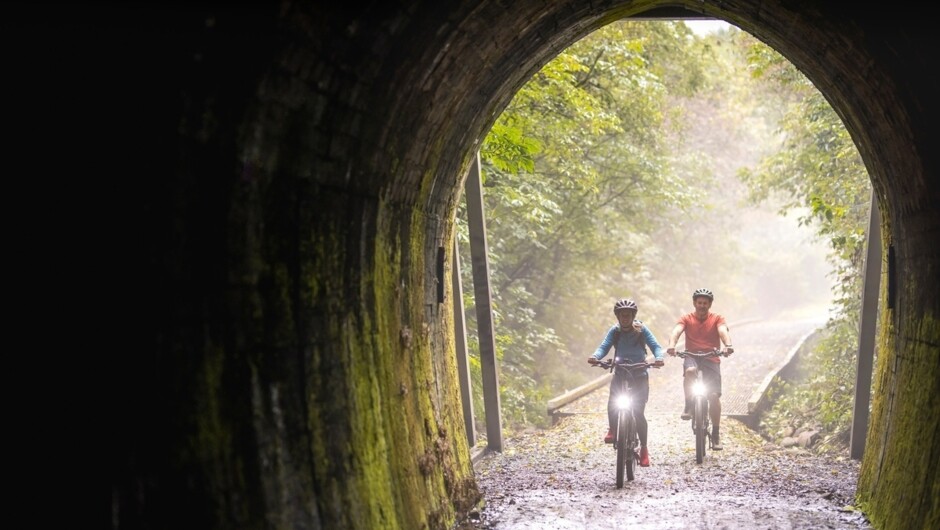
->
xmin=588 ymin=298 xmax=665 ymax=467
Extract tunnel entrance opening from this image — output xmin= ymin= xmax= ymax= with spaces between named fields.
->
xmin=455 ymin=13 xmax=874 ymax=466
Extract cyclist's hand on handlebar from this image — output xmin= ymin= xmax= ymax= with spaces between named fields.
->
xmin=723 ymin=347 xmax=734 ymax=356
xmin=587 ymin=357 xmax=599 ymax=365
xmin=666 ymin=347 xmax=676 ymax=357
xmin=653 ymin=359 xmax=665 ymax=367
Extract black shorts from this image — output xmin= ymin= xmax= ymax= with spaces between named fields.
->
xmin=683 ymin=357 xmax=722 ymax=397
xmin=607 ymin=372 xmax=650 ymax=429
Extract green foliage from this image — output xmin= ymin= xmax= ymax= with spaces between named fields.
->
xmin=758 ymin=322 xmax=861 ymax=450
xmin=483 ymin=121 xmax=541 ymax=174
xmin=459 ymin=21 xmax=867 ymax=441
xmin=741 ymin=41 xmax=872 ymax=453
xmin=459 ymin=20 xmax=708 ymax=432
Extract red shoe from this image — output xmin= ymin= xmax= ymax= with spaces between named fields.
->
xmin=604 ymin=429 xmax=614 ymax=444
xmin=639 ymin=446 xmax=650 ymax=467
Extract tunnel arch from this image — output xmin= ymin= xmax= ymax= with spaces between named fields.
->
xmin=363 ymin=2 xmax=936 ymax=528
xmin=93 ymin=1 xmax=938 ymax=529
xmin=404 ymin=2 xmax=927 ymax=256
xmin=368 ymin=0 xmax=933 ymax=401
xmin=454 ymin=12 xmax=871 ymax=450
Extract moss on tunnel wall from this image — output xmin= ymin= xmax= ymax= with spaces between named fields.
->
xmin=167 ymin=152 xmax=479 ymax=530
xmin=859 ymin=307 xmax=940 ymax=530
xmin=191 ymin=341 xmax=251 ymax=526
xmin=286 ymin=192 xmax=479 ymax=529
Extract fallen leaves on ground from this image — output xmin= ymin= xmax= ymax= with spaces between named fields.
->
xmin=462 ymin=405 xmax=869 ymax=529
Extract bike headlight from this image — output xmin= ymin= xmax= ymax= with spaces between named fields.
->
xmin=615 ymin=395 xmax=631 ymax=409
xmin=692 ymin=381 xmax=706 ymax=396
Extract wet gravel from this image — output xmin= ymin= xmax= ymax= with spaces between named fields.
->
xmin=460 ymin=315 xmax=871 ymax=529
xmin=464 ymin=413 xmax=868 ymax=529
xmin=462 ymin=410 xmax=869 ymax=529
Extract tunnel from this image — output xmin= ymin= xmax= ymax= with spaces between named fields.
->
xmin=69 ymin=1 xmax=940 ymax=528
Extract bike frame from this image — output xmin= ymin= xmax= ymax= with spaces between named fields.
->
xmin=594 ymin=358 xmax=656 ymax=487
xmin=613 ymin=365 xmax=640 ymax=487
xmin=691 ymin=365 xmax=710 ymax=464
xmin=678 ymin=350 xmax=723 ymax=464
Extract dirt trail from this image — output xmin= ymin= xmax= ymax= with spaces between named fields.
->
xmin=461 ymin=313 xmax=871 ymax=529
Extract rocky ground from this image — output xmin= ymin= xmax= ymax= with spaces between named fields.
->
xmin=458 ymin=315 xmax=871 ymax=529
xmin=461 ymin=413 xmax=868 ymax=529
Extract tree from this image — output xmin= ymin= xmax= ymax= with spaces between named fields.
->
xmin=739 ymin=38 xmax=872 ymax=450
xmin=458 ymin=21 xmax=708 ymax=430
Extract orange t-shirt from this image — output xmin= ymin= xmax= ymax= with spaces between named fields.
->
xmin=678 ymin=312 xmax=726 ymax=363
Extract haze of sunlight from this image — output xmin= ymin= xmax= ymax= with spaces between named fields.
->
xmin=685 ymin=19 xmax=733 ymax=37
xmin=461 ymin=19 xmax=843 ymax=430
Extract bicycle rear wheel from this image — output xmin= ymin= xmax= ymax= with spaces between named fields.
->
xmin=616 ymin=412 xmax=627 ymax=488
xmin=694 ymin=396 xmax=706 ymax=464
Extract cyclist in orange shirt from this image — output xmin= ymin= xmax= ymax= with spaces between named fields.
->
xmin=666 ymin=288 xmax=734 ymax=450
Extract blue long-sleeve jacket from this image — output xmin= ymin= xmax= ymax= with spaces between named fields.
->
xmin=592 ymin=321 xmax=665 ymax=367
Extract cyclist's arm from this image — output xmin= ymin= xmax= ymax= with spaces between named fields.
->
xmin=718 ymin=323 xmax=733 ymax=354
xmin=641 ymin=325 xmax=666 ymax=361
xmin=590 ymin=325 xmax=618 ymax=361
xmin=666 ymin=323 xmax=685 ymax=354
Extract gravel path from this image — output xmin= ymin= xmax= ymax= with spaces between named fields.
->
xmin=461 ymin=312 xmax=871 ymax=529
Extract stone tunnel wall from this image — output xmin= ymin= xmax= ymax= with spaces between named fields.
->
xmin=80 ymin=1 xmax=940 ymax=528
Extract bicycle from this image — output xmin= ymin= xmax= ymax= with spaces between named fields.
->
xmin=675 ymin=349 xmax=728 ymax=464
xmin=591 ymin=358 xmax=661 ymax=487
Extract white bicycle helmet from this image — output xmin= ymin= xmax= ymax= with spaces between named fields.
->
xmin=692 ymin=288 xmax=714 ymax=301
xmin=613 ymin=298 xmax=638 ymax=314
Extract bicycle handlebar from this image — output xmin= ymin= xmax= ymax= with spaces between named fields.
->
xmin=591 ymin=358 xmax=663 ymax=372
xmin=675 ymin=349 xmax=728 ymax=358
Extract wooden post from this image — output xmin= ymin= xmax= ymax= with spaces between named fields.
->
xmin=452 ymin=236 xmax=476 ymax=447
xmin=465 ymin=152 xmax=503 ymax=452
xmin=851 ymin=195 xmax=881 ymax=460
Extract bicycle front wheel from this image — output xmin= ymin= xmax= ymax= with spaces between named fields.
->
xmin=625 ymin=414 xmax=637 ymax=482
xmin=615 ymin=411 xmax=629 ymax=488
xmin=694 ymin=397 xmax=706 ymax=464
xmin=616 ymin=412 xmax=627 ymax=488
